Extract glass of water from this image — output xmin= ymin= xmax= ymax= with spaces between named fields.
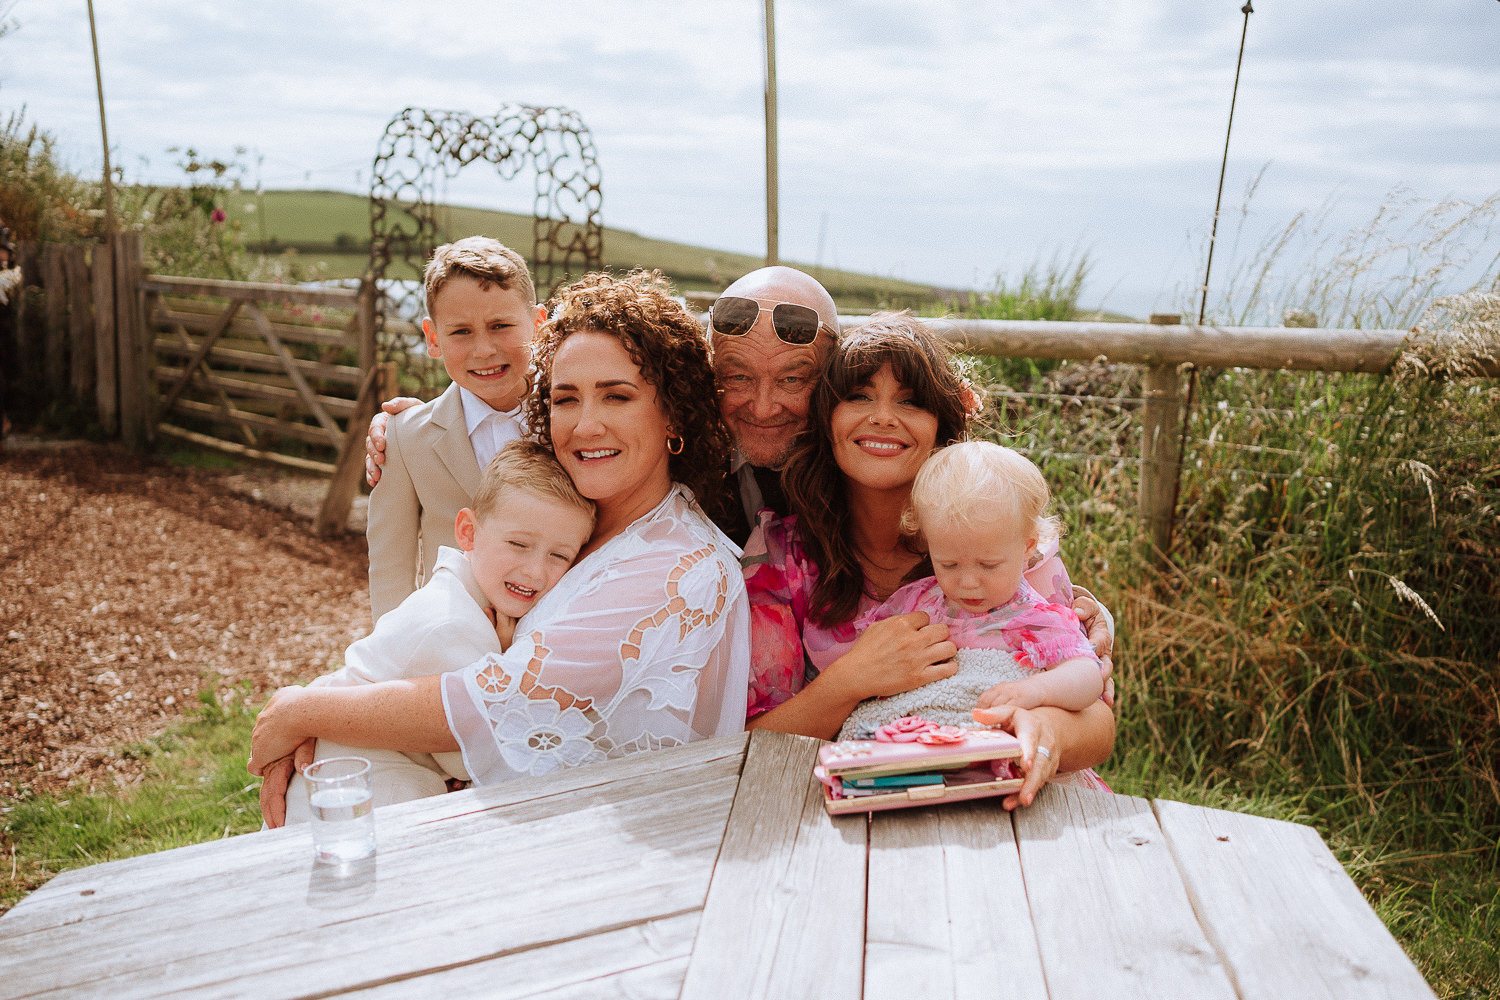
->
xmin=304 ymin=756 xmax=376 ymax=863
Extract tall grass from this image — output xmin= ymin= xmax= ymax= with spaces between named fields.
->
xmin=962 ymin=195 xmax=1500 ymax=995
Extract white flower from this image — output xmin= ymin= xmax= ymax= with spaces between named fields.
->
xmin=492 ymin=699 xmax=599 ymax=776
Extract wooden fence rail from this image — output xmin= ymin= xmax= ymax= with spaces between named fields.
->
xmin=861 ymin=312 xmax=1494 ymax=556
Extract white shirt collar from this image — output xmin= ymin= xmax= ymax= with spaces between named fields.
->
xmin=458 ymin=385 xmax=521 ymax=433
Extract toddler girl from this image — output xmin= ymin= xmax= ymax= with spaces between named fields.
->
xmin=840 ymin=441 xmax=1106 ymax=754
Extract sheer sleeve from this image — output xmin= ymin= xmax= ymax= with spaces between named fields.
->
xmin=741 ymin=513 xmax=816 ymax=719
xmin=441 ymin=490 xmax=749 ymax=784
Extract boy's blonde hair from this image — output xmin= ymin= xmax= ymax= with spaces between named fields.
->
xmin=471 ymin=440 xmax=594 ymax=530
xmin=904 ymin=441 xmax=1061 ymax=546
xmin=424 ymin=236 xmax=536 ymax=316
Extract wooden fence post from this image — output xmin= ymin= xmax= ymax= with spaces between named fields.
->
xmin=42 ymin=245 xmax=67 ymax=401
xmin=1139 ymin=314 xmax=1185 ymax=561
xmin=115 ymin=232 xmax=148 ymax=449
xmin=65 ymin=245 xmax=95 ymax=407
xmin=91 ymin=241 xmax=118 ymax=435
xmin=314 ymin=360 xmax=395 ymax=537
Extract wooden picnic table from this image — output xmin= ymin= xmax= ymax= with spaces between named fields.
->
xmin=0 ymin=730 xmax=1434 ymax=999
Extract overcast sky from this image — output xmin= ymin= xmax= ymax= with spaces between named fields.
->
xmin=4 ymin=1 xmax=1498 ymax=317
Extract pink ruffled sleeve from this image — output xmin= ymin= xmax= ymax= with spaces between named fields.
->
xmin=998 ymin=594 xmax=1097 ymax=670
xmin=1022 ymin=535 xmax=1076 ymax=605
xmin=742 ymin=513 xmax=816 ymax=719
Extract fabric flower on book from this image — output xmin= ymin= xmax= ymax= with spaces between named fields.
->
xmin=875 ymin=716 xmax=934 ymax=742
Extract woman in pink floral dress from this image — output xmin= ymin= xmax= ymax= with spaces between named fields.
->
xmin=742 ymin=313 xmax=1114 ymax=808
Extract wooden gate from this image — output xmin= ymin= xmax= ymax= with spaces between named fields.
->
xmin=142 ymin=273 xmax=385 ymax=534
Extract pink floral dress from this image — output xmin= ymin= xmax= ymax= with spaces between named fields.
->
xmin=743 ymin=512 xmax=1109 ymax=791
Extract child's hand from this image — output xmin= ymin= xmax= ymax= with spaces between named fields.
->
xmin=976 ymin=679 xmax=1043 ymax=711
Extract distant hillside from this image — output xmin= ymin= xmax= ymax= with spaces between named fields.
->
xmin=223 ymin=189 xmax=958 ymax=309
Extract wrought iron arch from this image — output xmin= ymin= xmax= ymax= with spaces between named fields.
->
xmin=368 ymin=105 xmax=603 ymax=389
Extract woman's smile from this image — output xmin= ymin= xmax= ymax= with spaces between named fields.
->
xmin=830 ymin=364 xmax=938 ymax=491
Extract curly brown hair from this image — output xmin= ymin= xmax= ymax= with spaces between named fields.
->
xmin=783 ymin=311 xmax=972 ymax=626
xmin=525 ymin=271 xmax=733 ymax=516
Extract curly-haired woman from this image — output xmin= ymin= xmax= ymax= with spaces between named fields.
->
xmin=250 ymin=272 xmax=750 ymax=797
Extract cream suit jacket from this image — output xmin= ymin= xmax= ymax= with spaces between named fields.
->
xmin=367 ymin=383 xmax=480 ymax=622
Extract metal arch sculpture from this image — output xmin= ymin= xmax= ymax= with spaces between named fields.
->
xmin=368 ymin=105 xmax=603 ymax=386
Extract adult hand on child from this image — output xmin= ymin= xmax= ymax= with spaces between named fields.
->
xmin=971 ymin=703 xmax=1059 ymax=809
xmin=1072 ymin=589 xmax=1116 ymax=708
xmin=826 ymin=612 xmax=958 ymax=700
xmin=364 ymin=397 xmax=423 ymax=487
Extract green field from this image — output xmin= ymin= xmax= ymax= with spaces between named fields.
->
xmin=225 ymin=189 xmax=953 ymax=308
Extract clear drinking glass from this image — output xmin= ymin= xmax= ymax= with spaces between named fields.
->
xmin=304 ymin=756 xmax=376 ymax=863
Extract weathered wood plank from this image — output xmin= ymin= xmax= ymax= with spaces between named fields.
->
xmin=41 ymin=245 xmax=66 ymax=397
xmin=166 ymin=399 xmax=341 ymax=449
xmin=152 ymin=424 xmax=336 ymax=474
xmin=865 ymin=801 xmax=1050 ymax=1000
xmin=1153 ymin=799 xmax=1436 ymax=1000
xmin=141 ymin=274 xmax=360 ymax=309
xmin=0 ymin=748 xmax=744 ymax=1000
xmin=680 ymin=730 xmax=868 ymax=1000
xmin=1011 ymin=785 xmax=1237 ymax=1000
xmin=927 ymin=316 xmax=1433 ymax=375
xmin=154 ymin=299 xmax=355 ymax=349
xmin=90 ymin=240 xmax=118 ymax=433
xmin=153 ymin=337 xmax=364 ymax=385
xmin=337 ymin=910 xmax=698 ymax=999
xmin=64 ymin=244 xmax=95 ymax=404
xmin=114 ymin=232 xmax=147 ymax=448
xmin=152 ymin=365 xmax=359 ymax=416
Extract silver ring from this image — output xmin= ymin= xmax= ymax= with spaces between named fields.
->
xmin=1036 ymin=745 xmax=1053 ymax=761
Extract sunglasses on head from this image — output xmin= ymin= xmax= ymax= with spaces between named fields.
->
xmin=710 ymin=296 xmax=833 ymax=346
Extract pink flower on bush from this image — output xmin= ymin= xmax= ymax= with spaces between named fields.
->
xmin=916 ymin=725 xmax=967 ymax=745
xmin=876 ymin=716 xmax=934 ymax=742
xmin=210 ymin=208 xmax=226 ymax=224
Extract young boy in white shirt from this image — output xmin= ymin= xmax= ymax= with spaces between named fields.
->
xmin=278 ymin=440 xmax=595 ymax=824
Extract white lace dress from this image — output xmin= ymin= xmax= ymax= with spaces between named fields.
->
xmin=442 ymin=484 xmax=751 ymax=784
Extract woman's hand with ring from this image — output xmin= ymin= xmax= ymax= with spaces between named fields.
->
xmin=971 ymin=702 xmax=1060 ymax=809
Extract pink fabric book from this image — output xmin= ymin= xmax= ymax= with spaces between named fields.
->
xmin=814 ymin=718 xmax=1024 ymax=816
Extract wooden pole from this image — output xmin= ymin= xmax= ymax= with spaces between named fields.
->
xmin=762 ymin=0 xmax=779 ymax=267
xmin=65 ymin=245 xmax=95 ymax=406
xmin=91 ymin=241 xmax=118 ymax=434
xmin=315 ymin=362 xmax=391 ymax=537
xmin=1139 ymin=314 xmax=1184 ymax=561
xmin=87 ymin=0 xmax=116 ymax=233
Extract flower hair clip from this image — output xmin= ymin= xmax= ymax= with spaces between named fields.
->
xmin=956 ymin=376 xmax=984 ymax=419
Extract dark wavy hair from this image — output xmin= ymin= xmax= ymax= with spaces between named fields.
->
xmin=783 ymin=312 xmax=971 ymax=626
xmin=526 ymin=270 xmax=733 ymax=516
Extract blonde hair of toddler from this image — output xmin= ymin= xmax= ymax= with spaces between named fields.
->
xmin=904 ymin=441 xmax=1061 ymax=547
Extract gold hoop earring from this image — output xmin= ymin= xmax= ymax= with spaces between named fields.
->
xmin=667 ymin=434 xmax=684 ymax=455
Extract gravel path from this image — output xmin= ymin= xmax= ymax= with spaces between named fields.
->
xmin=0 ymin=443 xmax=371 ymax=800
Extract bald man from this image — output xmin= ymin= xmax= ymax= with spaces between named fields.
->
xmin=703 ymin=266 xmax=840 ymax=542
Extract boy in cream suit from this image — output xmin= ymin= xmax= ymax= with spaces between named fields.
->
xmin=277 ymin=441 xmax=595 ymax=825
xmin=367 ymin=237 xmax=547 ymax=622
